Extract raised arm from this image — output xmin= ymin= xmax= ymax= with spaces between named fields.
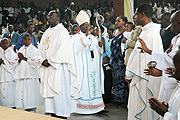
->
xmin=137 ymin=37 xmax=152 ymax=55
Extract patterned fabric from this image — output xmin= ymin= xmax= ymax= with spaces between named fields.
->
xmin=111 ymin=33 xmax=129 ymax=103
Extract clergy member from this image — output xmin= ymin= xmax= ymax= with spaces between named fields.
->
xmin=71 ymin=10 xmax=105 ymax=114
xmin=126 ymin=3 xmax=164 ymax=120
xmin=35 ymin=10 xmax=79 ymax=119
xmin=136 ymin=11 xmax=180 ymax=103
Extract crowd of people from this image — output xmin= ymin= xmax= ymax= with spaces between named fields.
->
xmin=0 ymin=0 xmax=180 ymax=120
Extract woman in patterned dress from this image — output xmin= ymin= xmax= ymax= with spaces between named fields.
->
xmin=111 ymin=16 xmax=129 ymax=107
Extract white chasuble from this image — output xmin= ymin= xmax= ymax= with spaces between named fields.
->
xmin=36 ymin=23 xmax=79 ymax=98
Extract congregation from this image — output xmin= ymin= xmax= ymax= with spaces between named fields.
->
xmin=0 ymin=0 xmax=180 ymax=120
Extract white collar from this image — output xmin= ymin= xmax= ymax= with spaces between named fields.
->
xmin=49 ymin=23 xmax=62 ymax=30
xmin=23 ymin=43 xmax=32 ymax=49
xmin=9 ymin=31 xmax=14 ymax=34
xmin=165 ymin=24 xmax=171 ymax=30
xmin=103 ymin=63 xmax=109 ymax=66
xmin=142 ymin=22 xmax=153 ymax=31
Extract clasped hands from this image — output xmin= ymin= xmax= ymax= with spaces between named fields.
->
xmin=42 ymin=59 xmax=51 ymax=67
xmin=148 ymin=97 xmax=168 ymax=117
xmin=18 ymin=52 xmax=27 ymax=63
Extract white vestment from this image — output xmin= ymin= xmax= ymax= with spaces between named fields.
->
xmin=36 ymin=23 xmax=79 ymax=117
xmin=72 ymin=32 xmax=105 ymax=114
xmin=161 ymin=83 xmax=180 ymax=120
xmin=14 ymin=44 xmax=43 ymax=109
xmin=0 ymin=47 xmax=17 ymax=107
xmin=126 ymin=22 xmax=164 ymax=120
xmin=151 ymin=34 xmax=180 ymax=103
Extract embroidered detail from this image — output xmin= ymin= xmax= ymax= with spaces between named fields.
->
xmin=77 ymin=102 xmax=104 ymax=109
xmin=90 ymin=71 xmax=97 ymax=97
xmin=43 ymin=36 xmax=51 ymax=50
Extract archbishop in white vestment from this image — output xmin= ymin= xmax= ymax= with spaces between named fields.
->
xmin=36 ymin=23 xmax=79 ymax=117
xmin=71 ymin=10 xmax=105 ymax=114
xmin=72 ymin=32 xmax=105 ymax=114
xmin=126 ymin=22 xmax=164 ymax=120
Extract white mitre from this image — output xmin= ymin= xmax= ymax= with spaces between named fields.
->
xmin=76 ymin=10 xmax=90 ymax=26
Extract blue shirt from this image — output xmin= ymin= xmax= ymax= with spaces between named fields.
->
xmin=3 ymin=32 xmax=20 ymax=45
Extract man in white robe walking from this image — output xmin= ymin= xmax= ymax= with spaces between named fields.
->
xmin=36 ymin=10 xmax=79 ymax=119
xmin=126 ymin=3 xmax=164 ymax=120
xmin=71 ymin=10 xmax=105 ymax=114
